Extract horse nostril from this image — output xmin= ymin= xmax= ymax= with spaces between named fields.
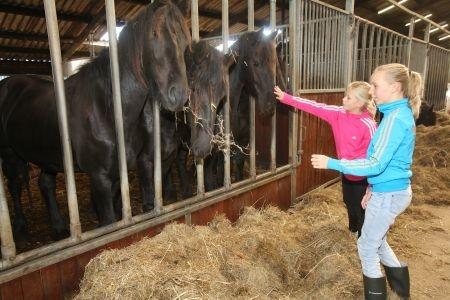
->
xmin=168 ymin=85 xmax=177 ymax=104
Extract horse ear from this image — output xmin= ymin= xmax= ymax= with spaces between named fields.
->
xmin=268 ymin=30 xmax=278 ymax=41
xmin=223 ymin=53 xmax=235 ymax=69
xmin=171 ymin=0 xmax=190 ymax=17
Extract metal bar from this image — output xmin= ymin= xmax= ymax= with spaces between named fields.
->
xmin=422 ymin=23 xmax=431 ymax=98
xmin=300 ymin=88 xmax=346 ymax=94
xmin=330 ymin=11 xmax=337 ymax=87
xmin=270 ymin=0 xmax=277 ymax=172
xmin=153 ymin=100 xmax=163 ymax=212
xmin=289 ymin=0 xmax=298 ymax=204
xmin=339 ymin=14 xmax=346 ymax=86
xmin=222 ymin=0 xmax=231 ymax=189
xmin=354 ymin=16 xmax=408 ymax=40
xmin=104 ymin=0 xmax=132 ymax=224
xmin=360 ymin=23 xmax=367 ymax=81
xmin=352 ymin=20 xmax=359 ymax=81
xmin=398 ymin=37 xmax=404 ymax=64
xmin=406 ymin=17 xmax=414 ymax=68
xmin=387 ymin=32 xmax=393 ymax=63
xmin=191 ymin=0 xmax=204 ymax=196
xmin=0 ymin=158 xmax=15 ymax=262
xmin=249 ymin=0 xmax=256 ymax=179
xmin=392 ymin=33 xmax=398 ymax=63
xmin=344 ymin=0 xmax=354 ymax=85
xmin=43 ymin=0 xmax=81 ymax=238
xmin=319 ymin=6 xmax=324 ymax=89
xmin=375 ymin=27 xmax=381 ymax=68
xmin=325 ymin=7 xmax=331 ymax=87
xmin=306 ymin=0 xmax=311 ymax=90
xmin=367 ymin=24 xmax=375 ymax=79
xmin=381 ymin=28 xmax=388 ymax=65
xmin=313 ymin=3 xmax=319 ymax=89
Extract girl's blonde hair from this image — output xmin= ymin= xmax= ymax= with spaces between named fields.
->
xmin=347 ymin=81 xmax=376 ymax=118
xmin=373 ymin=63 xmax=422 ymax=118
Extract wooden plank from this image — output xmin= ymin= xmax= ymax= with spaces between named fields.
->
xmin=191 ymin=201 xmax=224 ymax=226
xmin=40 ymin=264 xmax=62 ymax=300
xmin=277 ymin=176 xmax=291 ymax=209
xmin=59 ymin=257 xmax=79 ymax=297
xmin=1 ymin=278 xmax=23 ymax=300
xmin=21 ymin=271 xmax=44 ymax=300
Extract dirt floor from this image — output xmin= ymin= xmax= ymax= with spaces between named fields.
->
xmin=73 ymin=112 xmax=450 ymax=299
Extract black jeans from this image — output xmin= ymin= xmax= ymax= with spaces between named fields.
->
xmin=341 ymin=176 xmax=368 ymax=236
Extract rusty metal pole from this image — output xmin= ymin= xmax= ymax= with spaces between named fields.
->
xmin=248 ymin=0 xmax=256 ymax=180
xmin=270 ymin=0 xmax=277 ymax=172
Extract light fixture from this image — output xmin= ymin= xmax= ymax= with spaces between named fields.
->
xmin=438 ymin=35 xmax=450 ymax=41
xmin=430 ymin=24 xmax=448 ymax=33
xmin=405 ymin=14 xmax=432 ymax=26
xmin=378 ymin=0 xmax=408 ymax=15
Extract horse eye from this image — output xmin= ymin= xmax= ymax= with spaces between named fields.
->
xmin=153 ymin=30 xmax=157 ymax=37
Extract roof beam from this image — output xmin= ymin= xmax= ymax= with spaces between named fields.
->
xmin=0 ymin=3 xmax=92 ymax=23
xmin=0 ymin=30 xmax=75 ymax=43
xmin=0 ymin=45 xmax=90 ymax=58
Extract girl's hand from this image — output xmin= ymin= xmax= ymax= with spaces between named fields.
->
xmin=274 ymin=86 xmax=285 ymax=101
xmin=361 ymin=187 xmax=372 ymax=209
xmin=311 ymin=154 xmax=330 ymax=169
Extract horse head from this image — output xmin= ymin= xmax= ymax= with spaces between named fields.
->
xmin=185 ymin=41 xmax=233 ymax=158
xmin=120 ymin=0 xmax=191 ymax=111
xmin=233 ymin=28 xmax=278 ymax=117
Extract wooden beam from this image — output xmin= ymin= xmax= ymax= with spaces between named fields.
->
xmin=0 ymin=45 xmax=90 ymax=58
xmin=0 ymin=3 xmax=92 ymax=23
xmin=0 ymin=60 xmax=51 ymax=75
xmin=0 ymin=30 xmax=74 ymax=43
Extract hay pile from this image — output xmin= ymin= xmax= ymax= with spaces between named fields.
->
xmin=412 ymin=111 xmax=450 ymax=206
xmin=75 ymin=186 xmax=362 ymax=300
xmin=75 ymin=112 xmax=450 ymax=300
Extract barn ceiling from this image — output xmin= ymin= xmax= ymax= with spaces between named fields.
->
xmin=0 ymin=0 xmax=449 ymax=75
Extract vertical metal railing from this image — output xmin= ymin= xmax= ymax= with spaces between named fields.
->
xmin=43 ymin=0 xmax=82 ymax=238
xmin=270 ymin=0 xmax=277 ymax=172
xmin=191 ymin=0 xmax=204 ymax=197
xmin=248 ymin=0 xmax=256 ymax=180
xmin=289 ymin=0 xmax=299 ymax=205
xmin=0 ymin=159 xmax=15 ymax=264
xmin=222 ymin=0 xmax=231 ymax=190
xmin=104 ymin=0 xmax=132 ymax=223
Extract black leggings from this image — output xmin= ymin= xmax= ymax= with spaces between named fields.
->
xmin=341 ymin=176 xmax=368 ymax=236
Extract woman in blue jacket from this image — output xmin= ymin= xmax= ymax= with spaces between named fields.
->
xmin=311 ymin=63 xmax=422 ymax=300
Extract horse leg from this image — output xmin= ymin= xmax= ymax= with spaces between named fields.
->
xmin=89 ymin=173 xmax=116 ymax=226
xmin=111 ymin=179 xmax=122 ymax=220
xmin=204 ymin=155 xmax=215 ymax=192
xmin=38 ymin=171 xmax=69 ymax=240
xmin=234 ymin=151 xmax=245 ymax=182
xmin=162 ymin=152 xmax=177 ymax=203
xmin=177 ymin=147 xmax=193 ymax=199
xmin=1 ymin=151 xmax=28 ymax=246
xmin=137 ymin=153 xmax=154 ymax=213
xmin=216 ymin=151 xmax=225 ymax=188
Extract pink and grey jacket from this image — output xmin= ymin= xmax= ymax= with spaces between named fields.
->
xmin=280 ymin=93 xmax=377 ymax=181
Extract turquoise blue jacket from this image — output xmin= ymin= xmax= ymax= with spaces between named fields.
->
xmin=327 ymin=98 xmax=415 ymax=192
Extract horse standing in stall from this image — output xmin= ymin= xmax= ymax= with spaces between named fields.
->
xmin=0 ymin=0 xmax=190 ymax=245
xmin=200 ymin=29 xmax=279 ymax=192
xmin=135 ymin=41 xmax=232 ymax=208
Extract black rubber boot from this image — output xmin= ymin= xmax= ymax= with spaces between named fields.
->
xmin=363 ymin=275 xmax=387 ymax=300
xmin=383 ymin=262 xmax=410 ymax=299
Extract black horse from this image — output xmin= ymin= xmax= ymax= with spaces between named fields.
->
xmin=136 ymin=41 xmax=233 ymax=207
xmin=0 ymin=0 xmax=190 ymax=244
xmin=200 ymin=29 xmax=278 ymax=191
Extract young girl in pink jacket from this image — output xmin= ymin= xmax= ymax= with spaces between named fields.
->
xmin=274 ymin=82 xmax=377 ymax=237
